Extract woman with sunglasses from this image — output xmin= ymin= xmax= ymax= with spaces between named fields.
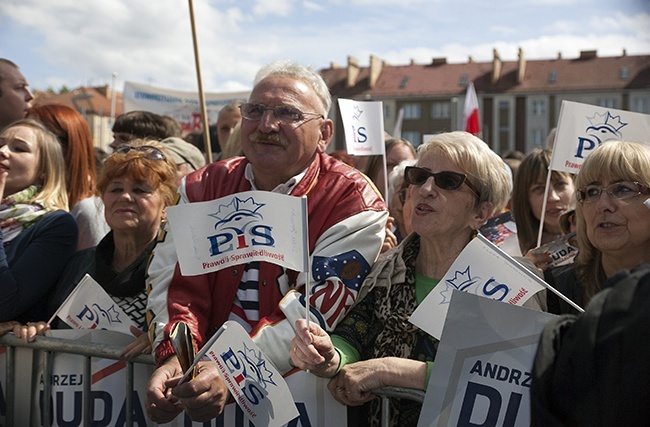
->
xmin=544 ymin=140 xmax=650 ymax=315
xmin=13 ymin=141 xmax=178 ymax=356
xmin=0 ymin=119 xmax=77 ymax=324
xmin=290 ymin=131 xmax=511 ymax=427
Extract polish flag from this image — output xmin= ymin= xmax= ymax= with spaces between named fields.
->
xmin=463 ymin=82 xmax=480 ymax=135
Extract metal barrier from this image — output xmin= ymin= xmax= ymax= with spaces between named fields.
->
xmin=0 ymin=334 xmax=424 ymax=427
xmin=0 ymin=333 xmax=154 ymax=427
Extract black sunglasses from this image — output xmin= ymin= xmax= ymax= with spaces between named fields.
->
xmin=114 ymin=145 xmax=166 ymax=161
xmin=404 ymin=166 xmax=480 ymax=198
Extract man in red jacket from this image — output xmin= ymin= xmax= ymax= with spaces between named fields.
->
xmin=145 ymin=59 xmax=388 ymax=423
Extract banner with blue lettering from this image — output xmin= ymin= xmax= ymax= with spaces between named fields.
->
xmin=338 ymin=99 xmax=385 ymax=156
xmin=201 ymin=321 xmax=299 ymax=427
xmin=409 ymin=234 xmax=547 ymax=340
xmin=550 ymin=100 xmax=650 ymax=174
xmin=166 ymin=191 xmax=309 ymax=276
xmin=123 ymin=81 xmax=248 ymax=135
xmin=12 ymin=330 xmax=343 ymax=426
xmin=417 ymin=291 xmax=556 ymax=427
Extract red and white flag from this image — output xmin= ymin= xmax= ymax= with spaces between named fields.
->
xmin=463 ymin=82 xmax=480 ymax=135
xmin=48 ymin=274 xmax=136 ymax=335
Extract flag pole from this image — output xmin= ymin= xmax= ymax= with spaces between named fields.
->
xmin=301 ymin=197 xmax=311 ymax=329
xmin=187 ymin=0 xmax=213 ymax=163
xmin=536 ymin=166 xmax=553 ymax=248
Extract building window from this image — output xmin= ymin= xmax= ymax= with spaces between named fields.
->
xmin=596 ymin=98 xmax=618 ymax=109
xmin=531 ymin=129 xmax=545 ymax=149
xmin=431 ymin=102 xmax=451 ymax=118
xmin=548 ymin=70 xmax=557 ymax=83
xmin=532 ymin=100 xmax=546 ymax=116
xmin=402 ymin=131 xmax=421 ymax=148
xmin=403 ymin=103 xmax=421 ymax=119
xmin=459 ymin=74 xmax=468 ymax=87
xmin=399 ymin=76 xmax=409 ymax=89
xmin=620 ymin=67 xmax=629 ymax=80
xmin=632 ymin=97 xmax=649 ymax=114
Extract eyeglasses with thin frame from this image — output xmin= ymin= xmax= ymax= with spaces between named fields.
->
xmin=576 ymin=181 xmax=650 ymax=203
xmin=239 ymin=102 xmax=324 ymax=125
xmin=404 ymin=166 xmax=480 ymax=198
xmin=114 ymin=145 xmax=167 ymax=161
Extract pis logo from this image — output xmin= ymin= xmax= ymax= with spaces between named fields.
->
xmin=76 ymin=303 xmax=124 ymax=329
xmin=206 ymin=196 xmax=275 ymax=256
xmin=575 ymin=111 xmax=628 ymax=158
xmin=440 ymin=266 xmax=510 ymax=304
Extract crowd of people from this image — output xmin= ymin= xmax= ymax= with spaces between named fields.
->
xmin=1 ymin=55 xmax=649 ymax=426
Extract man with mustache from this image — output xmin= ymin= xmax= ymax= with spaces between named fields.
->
xmin=145 ymin=60 xmax=388 ymax=423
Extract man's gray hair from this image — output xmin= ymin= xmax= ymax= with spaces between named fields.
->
xmin=253 ymin=60 xmax=331 ymax=116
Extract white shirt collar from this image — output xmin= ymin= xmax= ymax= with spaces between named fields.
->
xmin=244 ymin=163 xmax=307 ymax=194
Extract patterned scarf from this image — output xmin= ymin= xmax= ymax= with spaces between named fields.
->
xmin=0 ymin=186 xmax=51 ymax=247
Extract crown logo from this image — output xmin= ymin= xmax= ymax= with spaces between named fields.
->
xmin=587 ymin=111 xmax=628 ymax=133
xmin=239 ymin=343 xmax=276 ymax=389
xmin=440 ymin=266 xmax=479 ymax=304
xmin=209 ymin=196 xmax=265 ymax=222
xmin=352 ymin=105 xmax=363 ymax=121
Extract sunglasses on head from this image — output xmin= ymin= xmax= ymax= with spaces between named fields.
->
xmin=114 ymin=145 xmax=166 ymax=161
xmin=404 ymin=166 xmax=480 ymax=198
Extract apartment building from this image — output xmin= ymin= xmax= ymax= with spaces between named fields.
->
xmin=320 ymin=48 xmax=650 ymax=155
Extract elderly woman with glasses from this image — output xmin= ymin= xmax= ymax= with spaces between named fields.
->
xmin=544 ymin=140 xmax=650 ymax=315
xmin=14 ymin=140 xmax=178 ymax=357
xmin=290 ymin=131 xmax=511 ymax=427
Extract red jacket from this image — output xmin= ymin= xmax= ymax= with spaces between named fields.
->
xmin=147 ymin=152 xmax=388 ymax=372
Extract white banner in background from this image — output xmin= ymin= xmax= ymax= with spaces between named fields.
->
xmin=123 ymin=81 xmax=249 ymax=135
xmin=417 ymin=291 xmax=557 ymax=427
xmin=338 ymin=98 xmax=386 ymax=156
xmin=166 ymin=191 xmax=309 ymax=276
xmin=550 ymin=100 xmax=650 ymax=174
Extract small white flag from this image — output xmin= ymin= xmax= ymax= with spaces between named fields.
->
xmin=410 ymin=234 xmax=547 ymax=340
xmin=338 ymin=98 xmax=386 ymax=156
xmin=550 ymin=100 xmax=650 ymax=174
xmin=166 ymin=191 xmax=309 ymax=276
xmin=49 ymin=274 xmax=136 ymax=335
xmin=202 ymin=321 xmax=299 ymax=427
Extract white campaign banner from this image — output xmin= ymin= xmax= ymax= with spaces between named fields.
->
xmin=338 ymin=98 xmax=386 ymax=156
xmin=549 ymin=100 xmax=650 ymax=174
xmin=49 ymin=274 xmax=136 ymax=335
xmin=2 ymin=330 xmax=344 ymax=426
xmin=409 ymin=234 xmax=547 ymax=340
xmin=202 ymin=321 xmax=299 ymax=427
xmin=417 ymin=291 xmax=556 ymax=427
xmin=122 ymin=81 xmax=249 ymax=135
xmin=166 ymin=191 xmax=309 ymax=276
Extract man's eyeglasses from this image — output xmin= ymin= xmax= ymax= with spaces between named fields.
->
xmin=114 ymin=145 xmax=166 ymax=161
xmin=576 ymin=181 xmax=650 ymax=203
xmin=239 ymin=103 xmax=324 ymax=124
xmin=404 ymin=166 xmax=480 ymax=198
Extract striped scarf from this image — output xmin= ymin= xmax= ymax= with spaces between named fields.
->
xmin=0 ymin=185 xmax=51 ymax=246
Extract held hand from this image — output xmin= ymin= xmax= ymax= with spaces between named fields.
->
xmin=171 ymin=360 xmax=230 ymax=422
xmin=525 ymin=248 xmax=553 ymax=271
xmin=380 ymin=217 xmax=398 ymax=253
xmin=12 ymin=321 xmax=50 ymax=343
xmin=327 ymin=360 xmax=383 ymax=406
xmin=291 ymin=319 xmax=339 ymax=377
xmin=0 ymin=321 xmax=21 ymax=336
xmin=145 ymin=357 xmax=184 ymax=423
xmin=121 ymin=326 xmax=152 ymax=358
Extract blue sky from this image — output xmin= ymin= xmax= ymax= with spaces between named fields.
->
xmin=1 ymin=0 xmax=648 ymax=94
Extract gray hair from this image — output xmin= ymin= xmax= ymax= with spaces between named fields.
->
xmin=253 ymin=60 xmax=331 ymax=116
